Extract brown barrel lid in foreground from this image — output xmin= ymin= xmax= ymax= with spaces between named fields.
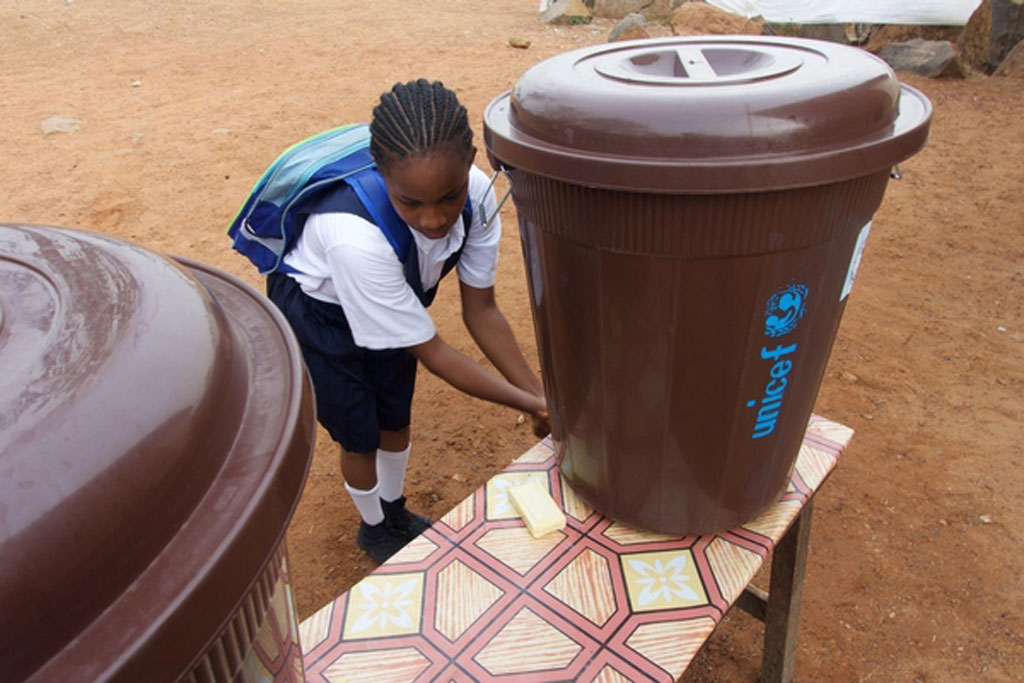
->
xmin=483 ymin=35 xmax=932 ymax=193
xmin=0 ymin=224 xmax=315 ymax=680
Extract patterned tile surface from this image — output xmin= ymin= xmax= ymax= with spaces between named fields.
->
xmin=301 ymin=415 xmax=852 ymax=682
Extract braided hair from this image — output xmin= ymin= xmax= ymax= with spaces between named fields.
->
xmin=369 ymin=79 xmax=474 ymax=172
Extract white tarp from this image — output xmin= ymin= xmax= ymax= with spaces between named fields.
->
xmin=705 ymin=0 xmax=983 ymax=26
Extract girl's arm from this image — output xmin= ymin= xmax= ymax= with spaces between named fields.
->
xmin=458 ymin=281 xmax=543 ymax=397
xmin=458 ymin=281 xmax=551 ymax=436
xmin=409 ymin=333 xmax=545 ymax=416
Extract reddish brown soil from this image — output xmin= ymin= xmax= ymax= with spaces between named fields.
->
xmin=3 ymin=1 xmax=1022 ymax=680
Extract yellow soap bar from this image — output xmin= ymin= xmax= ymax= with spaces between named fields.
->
xmin=509 ymin=480 xmax=566 ymax=538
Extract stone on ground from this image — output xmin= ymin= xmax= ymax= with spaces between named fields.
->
xmin=878 ymin=38 xmax=967 ymax=78
xmin=609 ymin=12 xmax=649 ymax=41
xmin=541 ymin=0 xmax=592 ymax=25
xmin=670 ymin=2 xmax=762 ymax=35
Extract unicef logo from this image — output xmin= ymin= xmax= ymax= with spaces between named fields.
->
xmin=764 ymin=284 xmax=809 ymax=338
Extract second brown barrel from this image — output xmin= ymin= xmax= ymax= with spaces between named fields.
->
xmin=484 ymin=36 xmax=932 ymax=535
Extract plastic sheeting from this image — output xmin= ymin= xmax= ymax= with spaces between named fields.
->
xmin=705 ymin=0 xmax=983 ymax=26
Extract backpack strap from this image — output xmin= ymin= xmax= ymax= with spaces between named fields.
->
xmin=306 ymin=168 xmax=474 ymax=308
xmin=437 ymin=201 xmax=474 ymax=280
xmin=346 ymin=168 xmax=412 ymax=261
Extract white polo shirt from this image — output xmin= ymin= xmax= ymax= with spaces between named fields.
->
xmin=282 ymin=165 xmax=500 ymax=350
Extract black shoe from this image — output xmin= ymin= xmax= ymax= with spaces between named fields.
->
xmin=356 ymin=520 xmax=408 ymax=564
xmin=382 ymin=496 xmax=433 ymax=539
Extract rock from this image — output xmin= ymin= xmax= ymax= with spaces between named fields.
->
xmin=541 ymin=0 xmax=592 ymax=24
xmin=670 ymin=2 xmax=763 ymax=36
xmin=990 ymin=0 xmax=1024 ymax=67
xmin=647 ymin=0 xmax=687 ymax=18
xmin=508 ymin=36 xmax=532 ymax=49
xmin=878 ymin=39 xmax=967 ymax=78
xmin=863 ymin=24 xmax=963 ymax=55
xmin=590 ymin=0 xmax=648 ymax=19
xmin=764 ymin=22 xmax=851 ymax=44
xmin=590 ymin=0 xmax=684 ymax=20
xmin=609 ymin=12 xmax=648 ymax=41
xmin=960 ymin=0 xmax=993 ymax=72
xmin=41 ymin=115 xmax=82 ymax=134
xmin=612 ymin=23 xmax=650 ymax=41
xmin=861 ymin=5 xmax=1019 ymax=75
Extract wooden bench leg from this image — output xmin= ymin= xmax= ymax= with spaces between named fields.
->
xmin=760 ymin=499 xmax=814 ymax=683
xmin=734 ymin=499 xmax=815 ymax=682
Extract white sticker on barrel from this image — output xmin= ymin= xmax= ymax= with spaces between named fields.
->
xmin=841 ymin=221 xmax=872 ymax=301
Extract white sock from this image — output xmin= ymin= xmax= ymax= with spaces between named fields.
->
xmin=376 ymin=444 xmax=411 ymax=503
xmin=345 ymin=481 xmax=385 ymax=526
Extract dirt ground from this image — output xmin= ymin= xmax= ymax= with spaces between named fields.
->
xmin=3 ymin=1 xmax=1022 ymax=680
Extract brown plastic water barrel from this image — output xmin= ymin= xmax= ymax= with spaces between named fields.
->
xmin=483 ymin=36 xmax=931 ymax=535
xmin=0 ymin=224 xmax=316 ymax=681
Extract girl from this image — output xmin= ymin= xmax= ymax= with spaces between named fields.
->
xmin=266 ymin=80 xmax=548 ymax=563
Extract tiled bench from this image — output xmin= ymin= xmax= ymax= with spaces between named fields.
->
xmin=299 ymin=415 xmax=852 ymax=682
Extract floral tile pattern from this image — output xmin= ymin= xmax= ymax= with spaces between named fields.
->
xmin=342 ymin=572 xmax=425 ymax=640
xmin=620 ymin=550 xmax=708 ymax=612
xmin=302 ymin=415 xmax=852 ymax=682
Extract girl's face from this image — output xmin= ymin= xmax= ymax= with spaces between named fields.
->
xmin=382 ymin=148 xmax=475 ymax=240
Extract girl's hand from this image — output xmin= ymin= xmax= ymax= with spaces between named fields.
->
xmin=531 ymin=409 xmax=551 ymax=439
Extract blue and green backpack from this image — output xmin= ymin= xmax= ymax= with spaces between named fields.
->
xmin=226 ymin=124 xmax=472 ymax=295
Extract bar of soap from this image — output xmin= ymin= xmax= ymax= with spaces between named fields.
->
xmin=509 ymin=480 xmax=566 ymax=538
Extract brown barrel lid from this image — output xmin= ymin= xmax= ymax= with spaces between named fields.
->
xmin=0 ymin=224 xmax=315 ymax=680
xmin=483 ymin=36 xmax=932 ymax=192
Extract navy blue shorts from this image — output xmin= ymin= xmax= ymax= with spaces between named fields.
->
xmin=266 ymin=273 xmax=417 ymax=453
